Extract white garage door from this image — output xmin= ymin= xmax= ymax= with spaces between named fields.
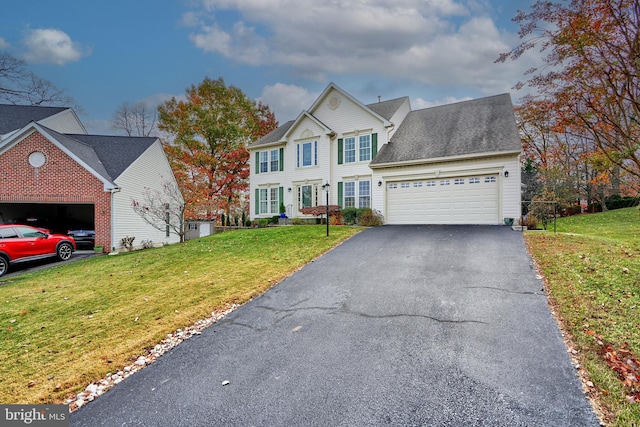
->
xmin=386 ymin=175 xmax=499 ymax=224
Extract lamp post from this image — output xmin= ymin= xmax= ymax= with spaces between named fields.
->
xmin=321 ymin=182 xmax=330 ymax=236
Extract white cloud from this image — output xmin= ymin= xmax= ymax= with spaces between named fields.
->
xmin=412 ymin=96 xmax=473 ymax=110
xmin=258 ymin=83 xmax=320 ymax=122
xmin=139 ymin=92 xmax=188 ymax=108
xmin=22 ymin=28 xmax=90 ymax=65
xmin=0 ymin=37 xmax=10 ymax=50
xmin=186 ymin=0 xmax=538 ymax=94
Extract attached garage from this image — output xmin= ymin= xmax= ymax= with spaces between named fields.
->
xmin=386 ymin=174 xmax=500 ymax=225
xmin=0 ymin=202 xmax=94 ymax=234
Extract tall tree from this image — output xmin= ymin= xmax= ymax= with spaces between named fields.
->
xmin=158 ymin=77 xmax=278 ymax=220
xmin=112 ymin=101 xmax=158 ymax=136
xmin=0 ymin=53 xmax=75 ymax=106
xmin=497 ymin=0 xmax=640 ymax=180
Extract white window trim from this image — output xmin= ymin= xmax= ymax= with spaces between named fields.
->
xmin=343 ymin=133 xmax=372 ymax=163
xmin=259 ymin=187 xmax=280 ymax=215
xmin=297 ymin=141 xmax=318 ymax=168
xmin=344 ymin=179 xmax=371 ymax=209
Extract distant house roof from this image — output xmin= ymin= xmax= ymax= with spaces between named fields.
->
xmin=366 ymin=97 xmax=409 ymax=121
xmin=370 ymin=93 xmax=521 ymax=167
xmin=37 ymin=126 xmax=157 ymax=183
xmin=251 ymin=120 xmax=295 ymax=147
xmin=0 ymin=104 xmax=68 ymax=134
xmin=64 ymin=133 xmax=157 ymax=181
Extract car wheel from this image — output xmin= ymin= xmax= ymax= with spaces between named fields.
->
xmin=57 ymin=242 xmax=73 ymax=261
xmin=0 ymin=256 xmax=8 ymax=277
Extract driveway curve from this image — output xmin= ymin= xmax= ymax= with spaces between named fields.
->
xmin=72 ymin=225 xmax=599 ymax=426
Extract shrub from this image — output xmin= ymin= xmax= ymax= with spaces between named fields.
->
xmin=522 ymin=214 xmax=539 ymax=230
xmin=121 ymin=236 xmax=135 ymax=251
xmin=342 ymin=208 xmax=357 ymax=225
xmin=270 ymin=215 xmax=280 ymax=224
xmin=258 ymin=219 xmax=269 ymax=227
xmin=357 ymin=209 xmax=384 ymax=226
xmin=291 ymin=218 xmax=304 ymax=225
xmin=245 ymin=219 xmax=252 ymax=227
xmin=141 ymin=240 xmax=154 ymax=249
xmin=561 ymin=205 xmax=582 ymax=216
xmin=605 ymin=194 xmax=639 ymax=210
xmin=329 ymin=210 xmax=343 ymax=225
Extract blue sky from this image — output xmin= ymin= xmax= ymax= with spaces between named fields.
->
xmin=0 ymin=0 xmax=539 ymax=135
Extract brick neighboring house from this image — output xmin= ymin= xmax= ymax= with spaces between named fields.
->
xmin=0 ymin=104 xmax=182 ymax=251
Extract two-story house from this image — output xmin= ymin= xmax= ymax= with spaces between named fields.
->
xmin=249 ymin=83 xmax=521 ymax=225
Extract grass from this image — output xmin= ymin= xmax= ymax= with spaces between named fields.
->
xmin=525 ymin=207 xmax=640 ymax=426
xmin=0 ymin=225 xmax=361 ymax=404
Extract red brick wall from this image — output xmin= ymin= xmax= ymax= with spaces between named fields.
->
xmin=0 ymin=130 xmax=111 ymax=250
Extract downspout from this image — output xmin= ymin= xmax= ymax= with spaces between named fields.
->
xmin=109 ymin=187 xmax=121 ymax=251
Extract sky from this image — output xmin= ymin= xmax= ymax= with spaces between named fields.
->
xmin=0 ymin=0 xmax=540 ymax=135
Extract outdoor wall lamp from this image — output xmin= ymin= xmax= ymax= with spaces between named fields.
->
xmin=378 ymin=180 xmax=383 ymax=187
xmin=504 ymin=171 xmax=509 ymax=178
xmin=288 ymin=187 xmax=292 ymax=192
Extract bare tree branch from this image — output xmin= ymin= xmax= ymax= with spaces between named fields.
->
xmin=0 ymin=53 xmax=76 ymax=106
xmin=112 ymin=101 xmax=158 ymax=137
xmin=131 ymin=180 xmax=186 ymax=242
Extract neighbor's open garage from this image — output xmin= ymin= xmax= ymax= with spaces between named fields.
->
xmin=385 ymin=174 xmax=500 ymax=224
xmin=0 ymin=203 xmax=94 ymax=234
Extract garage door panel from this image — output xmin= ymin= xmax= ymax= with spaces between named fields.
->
xmin=386 ymin=175 xmax=499 ymax=224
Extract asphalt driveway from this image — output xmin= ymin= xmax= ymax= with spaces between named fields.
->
xmin=72 ymin=225 xmax=599 ymax=426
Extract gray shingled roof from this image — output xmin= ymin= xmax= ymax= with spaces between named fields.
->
xmin=251 ymin=120 xmax=294 ymax=147
xmin=371 ymin=94 xmax=521 ymax=166
xmin=0 ymin=104 xmax=68 ymax=135
xmin=366 ymin=97 xmax=408 ymax=121
xmin=42 ymin=127 xmax=114 ymax=182
xmin=66 ymin=133 xmax=157 ymax=180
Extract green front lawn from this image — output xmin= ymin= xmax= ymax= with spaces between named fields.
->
xmin=0 ymin=225 xmax=361 ymax=404
xmin=526 ymin=207 xmax=640 ymax=426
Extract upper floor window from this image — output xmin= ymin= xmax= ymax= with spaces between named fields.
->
xmin=259 ymin=151 xmax=269 ymax=173
xmin=339 ymin=133 xmax=377 ymax=165
xmin=297 ymin=141 xmax=318 ymax=168
xmin=344 ymin=137 xmax=356 ymax=163
xmin=270 ymin=150 xmax=279 ymax=172
xmin=256 ymin=148 xmax=282 ymax=174
xmin=359 ymin=135 xmax=371 ymax=162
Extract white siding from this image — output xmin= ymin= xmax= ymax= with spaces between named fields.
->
xmin=39 ymin=110 xmax=86 ymax=134
xmin=249 ymin=85 xmax=522 ymax=225
xmin=386 ymin=98 xmax=411 ymax=140
xmin=112 ymin=141 xmax=182 ymax=249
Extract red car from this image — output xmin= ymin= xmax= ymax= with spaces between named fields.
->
xmin=0 ymin=224 xmax=76 ymax=277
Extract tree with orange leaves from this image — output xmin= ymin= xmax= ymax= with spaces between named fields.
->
xmin=158 ymin=77 xmax=277 ymax=221
xmin=498 ymin=0 xmax=640 ymax=183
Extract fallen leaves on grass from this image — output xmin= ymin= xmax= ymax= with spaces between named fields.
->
xmin=586 ymin=329 xmax=640 ymax=403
